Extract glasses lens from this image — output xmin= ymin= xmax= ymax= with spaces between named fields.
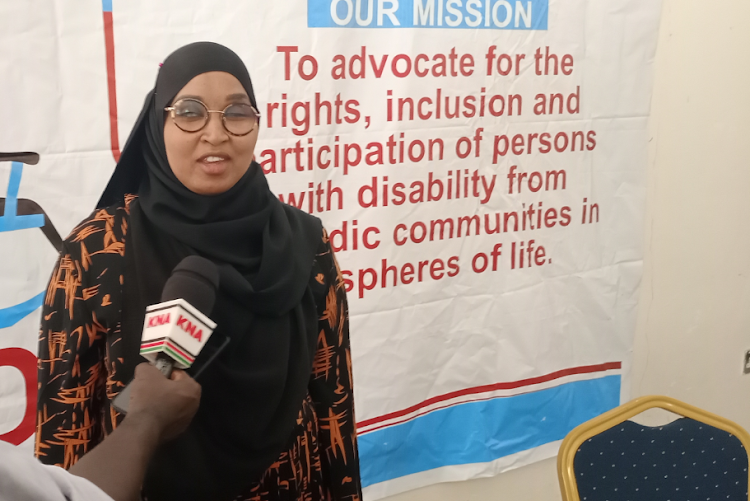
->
xmin=172 ymin=99 xmax=208 ymax=132
xmin=223 ymin=103 xmax=258 ymax=135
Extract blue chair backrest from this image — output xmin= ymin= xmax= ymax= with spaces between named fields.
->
xmin=574 ymin=417 xmax=748 ymax=500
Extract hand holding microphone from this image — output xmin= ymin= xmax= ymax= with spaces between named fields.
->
xmin=114 ymin=255 xmax=220 ymax=414
xmin=66 ymin=363 xmax=201 ymax=501
xmin=127 ymin=363 xmax=202 ymax=443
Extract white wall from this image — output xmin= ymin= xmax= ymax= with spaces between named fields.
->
xmin=380 ymin=1 xmax=750 ymax=499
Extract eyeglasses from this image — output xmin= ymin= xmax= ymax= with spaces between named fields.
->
xmin=164 ymin=98 xmax=261 ymax=136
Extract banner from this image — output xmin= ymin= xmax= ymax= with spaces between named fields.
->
xmin=0 ymin=0 xmax=662 ymax=498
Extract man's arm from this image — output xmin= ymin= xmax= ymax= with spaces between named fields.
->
xmin=69 ymin=363 xmax=201 ymax=501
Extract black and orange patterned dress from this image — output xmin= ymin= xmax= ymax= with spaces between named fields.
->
xmin=36 ymin=196 xmax=362 ymax=501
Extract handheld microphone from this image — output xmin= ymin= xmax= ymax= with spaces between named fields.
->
xmin=113 ymin=256 xmax=219 ymax=413
xmin=140 ymin=256 xmax=220 ymax=378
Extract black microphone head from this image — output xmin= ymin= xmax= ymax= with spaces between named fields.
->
xmin=161 ymin=256 xmax=220 ymax=316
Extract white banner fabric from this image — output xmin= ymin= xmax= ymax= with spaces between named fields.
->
xmin=0 ymin=0 xmax=662 ymax=498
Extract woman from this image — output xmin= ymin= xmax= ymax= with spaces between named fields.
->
xmin=36 ymin=42 xmax=362 ymax=501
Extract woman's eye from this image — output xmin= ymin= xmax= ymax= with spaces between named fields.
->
xmin=177 ymin=108 xmax=202 ymax=117
xmin=225 ymin=104 xmax=254 ymax=119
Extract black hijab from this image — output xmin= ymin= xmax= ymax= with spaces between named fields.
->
xmin=98 ymin=42 xmax=323 ymax=500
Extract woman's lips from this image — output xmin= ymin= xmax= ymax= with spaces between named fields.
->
xmin=198 ymin=155 xmax=229 ymax=175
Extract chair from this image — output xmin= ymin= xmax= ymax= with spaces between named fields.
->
xmin=558 ymin=395 xmax=750 ymax=501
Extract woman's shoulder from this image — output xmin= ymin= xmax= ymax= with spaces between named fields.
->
xmin=279 ymin=202 xmax=326 ymax=246
xmin=280 ymin=202 xmax=322 ymax=227
xmin=61 ymin=195 xmax=135 ymax=259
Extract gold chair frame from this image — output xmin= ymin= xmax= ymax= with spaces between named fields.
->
xmin=557 ymin=395 xmax=750 ymax=501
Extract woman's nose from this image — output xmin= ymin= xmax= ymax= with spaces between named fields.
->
xmin=201 ymin=111 xmax=229 ymax=143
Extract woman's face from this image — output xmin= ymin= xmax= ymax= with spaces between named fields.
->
xmin=164 ymin=71 xmax=258 ymax=195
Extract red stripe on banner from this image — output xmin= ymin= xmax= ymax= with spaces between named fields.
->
xmin=357 ymin=362 xmax=622 ymax=429
xmin=361 ymin=393 xmax=506 ymax=436
xmin=102 ymin=11 xmax=120 ymax=162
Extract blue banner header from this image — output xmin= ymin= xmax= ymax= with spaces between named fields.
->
xmin=308 ymin=0 xmax=548 ymax=29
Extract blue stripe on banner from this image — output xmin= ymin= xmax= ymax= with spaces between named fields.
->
xmin=0 ymin=162 xmax=44 ymax=232
xmin=0 ymin=162 xmax=45 ymax=233
xmin=102 ymin=0 xmax=113 ymax=12
xmin=0 ymin=292 xmax=45 ymax=329
xmin=0 ymin=214 xmax=45 ymax=232
xmin=6 ymin=162 xmax=22 ymax=200
xmin=359 ymin=375 xmax=621 ymax=487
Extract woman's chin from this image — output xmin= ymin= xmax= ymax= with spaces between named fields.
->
xmin=185 ymin=175 xmax=236 ymax=195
